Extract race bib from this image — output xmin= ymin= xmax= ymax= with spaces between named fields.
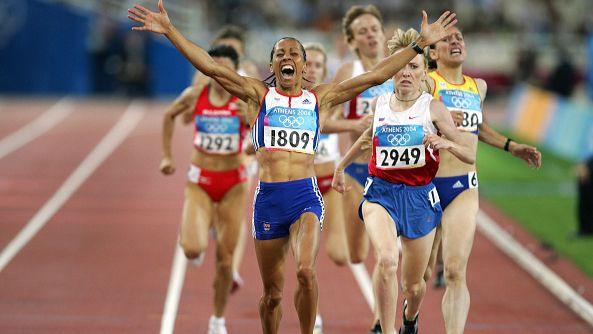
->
xmin=194 ymin=116 xmax=240 ymax=154
xmin=375 ymin=125 xmax=425 ymax=169
xmin=468 ymin=171 xmax=478 ymax=189
xmin=428 ymin=187 xmax=440 ymax=207
xmin=356 ymin=81 xmax=393 ymax=118
xmin=439 ymin=90 xmax=482 ymax=132
xmin=316 ymin=134 xmax=331 ymax=159
xmin=264 ymin=107 xmax=317 ymax=154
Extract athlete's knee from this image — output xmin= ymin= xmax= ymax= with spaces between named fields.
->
xmin=401 ymin=280 xmax=426 ymax=299
xmin=262 ymin=288 xmax=283 ymax=309
xmin=377 ymin=251 xmax=398 ymax=277
xmin=180 ymin=241 xmax=206 ymax=260
xmin=350 ymin=252 xmax=366 ymax=264
xmin=296 ymin=265 xmax=317 ymax=290
xmin=444 ymin=258 xmax=467 ymax=284
xmin=327 ymin=247 xmax=349 ymax=266
xmin=423 ymin=266 xmax=433 ymax=282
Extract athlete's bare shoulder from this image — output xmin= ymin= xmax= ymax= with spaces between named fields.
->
xmin=473 ymin=78 xmax=487 ymax=101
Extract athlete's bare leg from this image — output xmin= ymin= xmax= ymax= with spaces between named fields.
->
xmin=212 ymin=182 xmax=247 ymax=316
xmin=322 ymin=188 xmax=349 ymax=265
xmin=441 ymin=189 xmax=478 ymax=334
xmin=424 ymin=225 xmax=443 ymax=282
xmin=232 ymin=221 xmax=247 ymax=273
xmin=362 ymin=201 xmax=399 ymax=334
xmin=289 ymin=212 xmax=321 ymax=334
xmin=343 ymin=174 xmax=369 ymax=263
xmin=179 ymin=183 xmax=214 ymax=259
xmin=400 ymin=230 xmax=436 ymax=322
xmin=255 ymin=237 xmax=289 ymax=334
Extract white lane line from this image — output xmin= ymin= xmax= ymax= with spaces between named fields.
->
xmin=0 ymin=102 xmax=145 ymax=273
xmin=349 ymin=262 xmax=375 ymax=309
xmin=160 ymin=245 xmax=188 ymax=334
xmin=0 ymin=98 xmax=73 ymax=160
xmin=477 ymin=210 xmax=593 ymax=328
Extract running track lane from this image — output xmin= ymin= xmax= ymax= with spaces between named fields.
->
xmin=0 ymin=101 xmax=184 ymax=333
xmin=0 ymin=99 xmax=592 ymax=333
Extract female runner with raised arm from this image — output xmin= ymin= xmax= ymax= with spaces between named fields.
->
xmin=128 ymin=3 xmax=456 ymax=332
xmin=333 ymin=28 xmax=474 ymax=334
xmin=422 ymin=27 xmax=541 ymax=334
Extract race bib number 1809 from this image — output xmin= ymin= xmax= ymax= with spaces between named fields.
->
xmin=263 ymin=107 xmax=317 ymax=154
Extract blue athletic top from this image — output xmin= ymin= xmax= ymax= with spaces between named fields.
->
xmin=251 ymin=87 xmax=320 ymax=154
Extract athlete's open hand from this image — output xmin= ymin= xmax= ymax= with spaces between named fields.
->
xmin=332 ymin=169 xmax=351 ymax=194
xmin=128 ymin=0 xmax=172 ymax=35
xmin=160 ymin=156 xmax=176 ymax=175
xmin=424 ymin=133 xmax=454 ymax=150
xmin=509 ymin=142 xmax=542 ymax=169
xmin=419 ymin=10 xmax=458 ymax=47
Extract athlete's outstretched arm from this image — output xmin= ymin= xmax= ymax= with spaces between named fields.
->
xmin=472 ymin=79 xmax=541 ymax=168
xmin=315 ymin=11 xmax=457 ymax=109
xmin=332 ymin=127 xmax=373 ymax=193
xmin=479 ymin=122 xmax=542 ymax=168
xmin=160 ymin=86 xmax=200 ymax=175
xmin=427 ymin=100 xmax=476 ymax=164
xmin=127 ymin=0 xmax=264 ymax=103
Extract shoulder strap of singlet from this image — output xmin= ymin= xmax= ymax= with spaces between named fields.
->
xmin=352 ymin=60 xmax=364 ymax=77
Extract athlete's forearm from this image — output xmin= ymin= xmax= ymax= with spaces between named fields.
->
xmin=162 ymin=113 xmax=176 ymax=159
xmin=322 ymin=118 xmax=356 ymax=134
xmin=478 ymin=122 xmax=507 ymax=150
xmin=165 ymin=26 xmax=220 ymax=77
xmin=446 ymin=137 xmax=475 ymax=164
xmin=336 ymin=130 xmax=371 ymax=170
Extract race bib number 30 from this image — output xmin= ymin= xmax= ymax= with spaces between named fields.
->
xmin=375 ymin=125 xmax=425 ymax=169
xmin=439 ymin=90 xmax=482 ymax=132
xmin=195 ymin=116 xmax=240 ymax=154
xmin=264 ymin=107 xmax=317 ymax=154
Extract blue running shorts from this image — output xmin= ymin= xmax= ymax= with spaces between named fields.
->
xmin=433 ymin=172 xmax=478 ymax=210
xmin=359 ymin=177 xmax=442 ymax=239
xmin=252 ymin=177 xmax=324 ymax=240
xmin=344 ymin=162 xmax=369 ymax=187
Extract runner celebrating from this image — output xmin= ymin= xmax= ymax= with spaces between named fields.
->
xmin=128 ymin=2 xmax=457 ymax=332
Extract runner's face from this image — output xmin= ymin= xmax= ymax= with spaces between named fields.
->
xmin=215 ymin=38 xmax=244 ymax=57
xmin=394 ymin=54 xmax=426 ymax=95
xmin=271 ymin=39 xmax=305 ymax=89
xmin=304 ymin=50 xmax=326 ymax=87
xmin=349 ymin=14 xmax=384 ymax=59
xmin=431 ymin=27 xmax=466 ymax=66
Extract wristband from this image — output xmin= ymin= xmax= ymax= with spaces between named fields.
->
xmin=504 ymin=138 xmax=513 ymax=152
xmin=410 ymin=41 xmax=424 ymax=54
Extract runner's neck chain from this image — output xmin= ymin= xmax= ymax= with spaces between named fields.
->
xmin=393 ymin=92 xmax=422 ymax=102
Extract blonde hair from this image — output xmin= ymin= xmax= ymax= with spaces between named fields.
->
xmin=303 ymin=42 xmax=327 ymax=63
xmin=342 ymin=5 xmax=383 ymax=44
xmin=387 ymin=28 xmax=428 ymax=67
xmin=304 ymin=42 xmax=328 ymax=81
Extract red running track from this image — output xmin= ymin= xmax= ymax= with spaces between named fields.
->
xmin=0 ymin=98 xmax=591 ymax=333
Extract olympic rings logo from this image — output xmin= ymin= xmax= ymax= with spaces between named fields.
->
xmin=204 ymin=123 xmax=228 ymax=132
xmin=450 ymin=96 xmax=471 ymax=109
xmin=387 ymin=134 xmax=411 ymax=146
xmin=278 ymin=115 xmax=305 ymax=128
